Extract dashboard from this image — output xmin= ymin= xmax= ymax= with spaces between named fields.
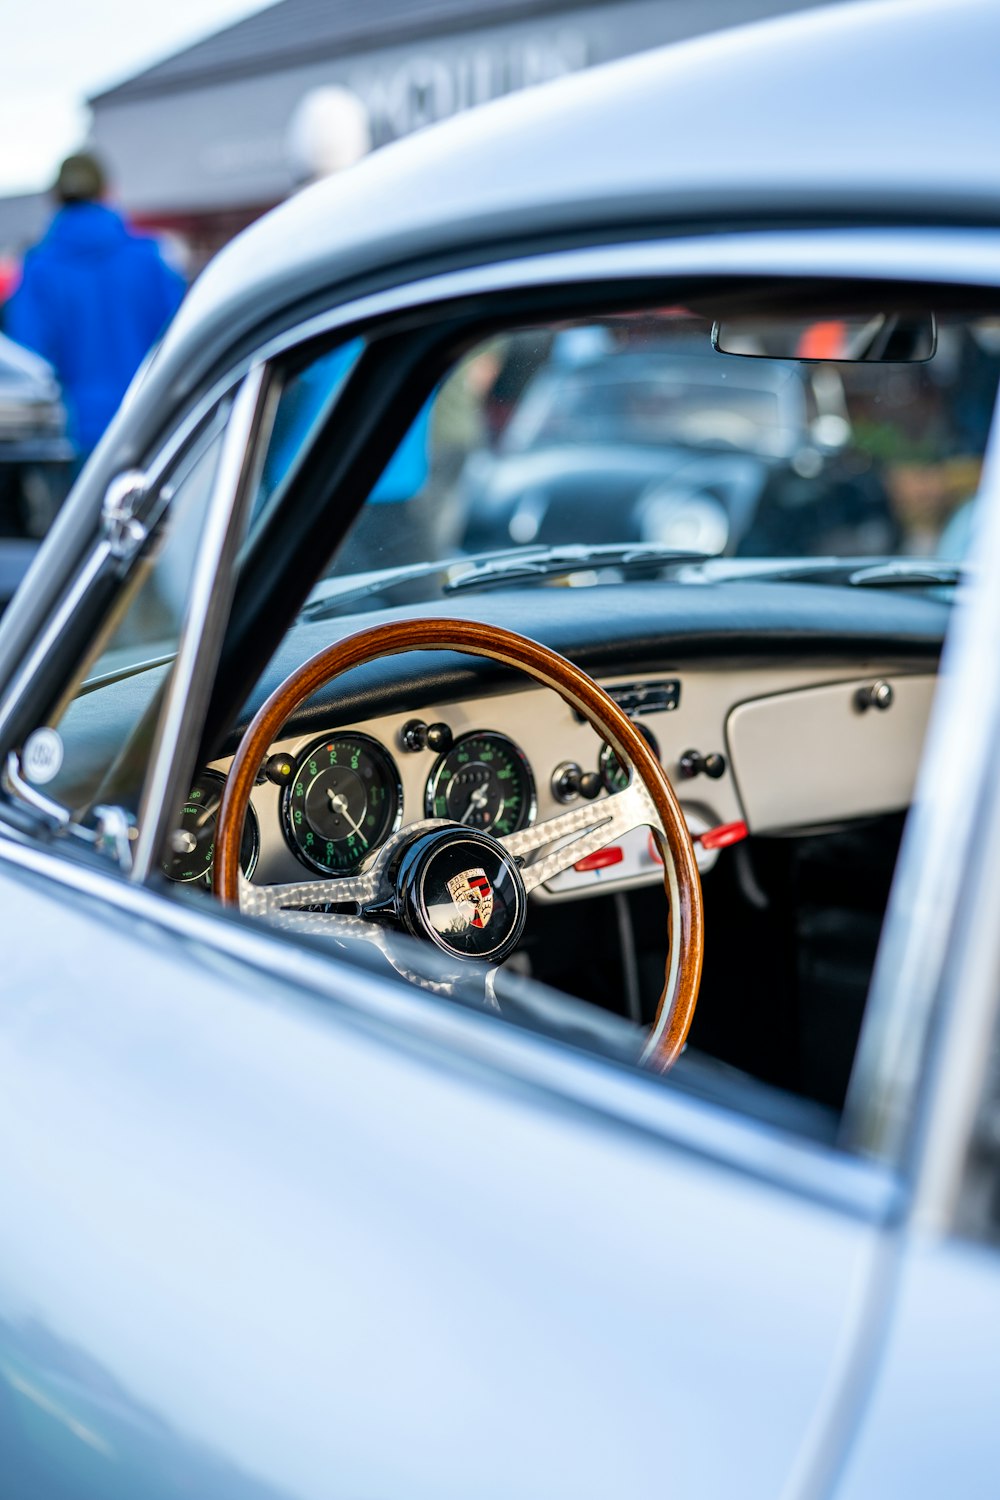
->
xmin=165 ymin=660 xmax=938 ymax=902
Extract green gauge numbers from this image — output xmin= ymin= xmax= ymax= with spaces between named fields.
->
xmin=425 ymin=732 xmax=535 ymax=836
xmin=162 ymin=770 xmax=259 ymax=887
xmin=283 ymin=733 xmax=403 ymax=875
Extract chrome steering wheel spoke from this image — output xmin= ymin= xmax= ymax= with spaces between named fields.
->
xmin=238 ymin=866 xmax=380 ymax=919
xmin=500 ymin=781 xmax=661 ymax=893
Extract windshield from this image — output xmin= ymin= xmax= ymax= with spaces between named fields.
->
xmin=270 ymin=307 xmax=1000 ymax=616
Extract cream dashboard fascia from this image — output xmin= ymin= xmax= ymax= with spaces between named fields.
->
xmin=211 ymin=661 xmax=938 ymax=902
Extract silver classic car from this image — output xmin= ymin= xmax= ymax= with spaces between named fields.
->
xmin=2 ymin=1 xmax=1000 ymax=1496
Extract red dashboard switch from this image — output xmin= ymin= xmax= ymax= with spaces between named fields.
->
xmin=573 ymin=846 xmax=624 ymax=872
xmin=699 ymin=820 xmax=749 ymax=851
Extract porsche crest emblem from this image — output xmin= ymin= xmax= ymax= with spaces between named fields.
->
xmin=446 ymin=867 xmax=494 ymax=929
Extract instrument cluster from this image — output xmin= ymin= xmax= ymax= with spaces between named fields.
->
xmin=164 ymin=724 xmax=544 ymax=888
xmin=163 ymin=672 xmax=742 ymax=896
xmin=277 ymin=725 xmax=537 ymax=876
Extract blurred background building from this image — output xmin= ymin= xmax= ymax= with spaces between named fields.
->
xmin=1 ymin=0 xmax=835 ymax=272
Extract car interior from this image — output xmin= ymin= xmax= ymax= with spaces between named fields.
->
xmin=22 ymin=277 xmax=1000 ymax=1146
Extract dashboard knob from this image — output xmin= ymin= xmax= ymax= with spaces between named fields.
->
xmin=552 ymin=762 xmax=583 ymax=803
xmin=679 ymin=749 xmax=705 ymax=779
xmin=425 ymin=722 xmax=454 ymax=753
xmin=263 ymin=752 xmax=295 ymax=786
xmin=400 ymin=719 xmax=428 ymax=752
xmin=579 ymin=771 xmax=603 ymax=800
xmin=679 ymin=749 xmax=727 ymax=780
xmin=855 ymin=680 xmax=894 ymax=712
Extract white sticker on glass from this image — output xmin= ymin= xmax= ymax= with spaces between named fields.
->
xmin=22 ymin=728 xmax=64 ymax=785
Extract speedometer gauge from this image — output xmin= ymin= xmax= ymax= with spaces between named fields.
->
xmin=162 ymin=770 xmax=259 ymax=887
xmin=283 ymin=733 xmax=402 ymax=875
xmin=425 ymin=732 xmax=535 ymax=835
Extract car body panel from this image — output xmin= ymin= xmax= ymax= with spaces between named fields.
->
xmin=838 ymin=1238 xmax=1000 ymax=1499
xmin=0 ymin=853 xmax=892 ymax=1500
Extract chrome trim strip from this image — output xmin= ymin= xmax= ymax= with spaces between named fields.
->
xmin=131 ymin=364 xmax=270 ymax=881
xmin=244 ymin=228 xmax=1000 ymax=375
xmin=141 ymin=373 xmax=244 ymax=493
xmin=0 ymin=822 xmax=899 ymax=1219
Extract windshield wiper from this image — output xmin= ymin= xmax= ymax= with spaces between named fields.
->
xmin=299 ymin=558 xmax=455 ymax=621
xmin=443 ymin=544 xmax=715 ymax=595
xmin=847 ymin=561 xmax=965 ymax=588
xmin=675 ymin=556 xmax=966 ymax=590
xmin=299 ymin=544 xmax=715 ymax=619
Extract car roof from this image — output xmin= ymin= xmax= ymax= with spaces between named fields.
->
xmin=157 ymin=0 xmax=999 ymax=378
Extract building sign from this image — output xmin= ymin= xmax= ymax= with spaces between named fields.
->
xmin=347 ymin=30 xmax=591 ymax=143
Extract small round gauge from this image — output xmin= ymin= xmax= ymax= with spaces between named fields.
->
xmin=599 ymin=724 xmax=660 ymax=794
xmin=425 ymin=731 xmax=535 ymax=836
xmin=283 ymin=733 xmax=403 ymax=875
xmin=162 ymin=770 xmax=259 ymax=887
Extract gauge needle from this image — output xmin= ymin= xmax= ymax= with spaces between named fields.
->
xmin=328 ymin=789 xmax=369 ymax=847
xmin=195 ymin=793 xmax=222 ymax=828
xmin=461 ymin=784 xmax=491 ymax=824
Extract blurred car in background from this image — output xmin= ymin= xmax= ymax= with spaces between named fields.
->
xmin=0 ymin=333 xmax=73 ymax=612
xmin=459 ymin=335 xmax=897 ymax=558
xmin=0 ymin=333 xmax=72 ymax=540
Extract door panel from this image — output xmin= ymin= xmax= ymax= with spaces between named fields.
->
xmin=0 ymin=860 xmax=890 ymax=1499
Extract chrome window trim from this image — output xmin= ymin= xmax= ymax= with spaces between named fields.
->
xmin=0 ymin=822 xmax=901 ymax=1221
xmin=132 ymin=364 xmax=271 ymax=881
xmin=239 ymin=227 xmax=1000 ymax=379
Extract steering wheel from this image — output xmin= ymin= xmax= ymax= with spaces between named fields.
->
xmin=213 ymin=618 xmax=704 ymax=1070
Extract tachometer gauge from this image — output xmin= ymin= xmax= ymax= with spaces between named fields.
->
xmin=283 ymin=733 xmax=403 ymax=875
xmin=162 ymin=770 xmax=259 ymax=887
xmin=425 ymin=731 xmax=535 ymax=835
xmin=598 ymin=724 xmax=660 ymax=793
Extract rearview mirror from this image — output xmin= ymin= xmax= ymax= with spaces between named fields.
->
xmin=711 ymin=312 xmax=937 ymax=363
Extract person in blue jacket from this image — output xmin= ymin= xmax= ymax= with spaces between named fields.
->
xmin=6 ymin=151 xmax=185 ymax=463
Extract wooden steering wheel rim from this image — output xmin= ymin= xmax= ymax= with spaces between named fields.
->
xmin=214 ymin=618 xmax=703 ymax=1070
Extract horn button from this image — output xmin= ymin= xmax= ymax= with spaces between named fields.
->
xmin=393 ymin=827 xmax=527 ymax=962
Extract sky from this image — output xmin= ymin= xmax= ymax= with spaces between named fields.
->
xmin=0 ymin=0 xmax=268 ymax=196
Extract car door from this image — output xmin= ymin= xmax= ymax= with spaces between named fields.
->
xmin=0 ymin=233 xmax=988 ymax=1499
xmin=0 ymin=838 xmax=901 ymax=1500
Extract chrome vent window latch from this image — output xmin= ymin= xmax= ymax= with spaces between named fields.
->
xmin=101 ymin=469 xmax=157 ymax=563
